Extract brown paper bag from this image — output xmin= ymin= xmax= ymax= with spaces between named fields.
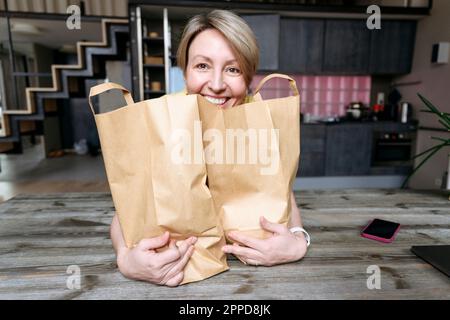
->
xmin=197 ymin=73 xmax=300 ymax=241
xmin=88 ymin=83 xmax=228 ymax=284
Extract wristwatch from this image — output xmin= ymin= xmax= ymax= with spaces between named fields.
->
xmin=289 ymin=227 xmax=311 ymax=247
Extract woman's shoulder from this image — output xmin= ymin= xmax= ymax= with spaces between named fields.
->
xmin=172 ymin=89 xmax=188 ymax=96
xmin=244 ymin=95 xmax=254 ymax=104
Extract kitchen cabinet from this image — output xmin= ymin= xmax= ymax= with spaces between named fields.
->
xmin=242 ymin=15 xmax=280 ymax=71
xmin=323 ymin=19 xmax=371 ymax=74
xmin=298 ymin=122 xmax=417 ymax=177
xmin=369 ymin=20 xmax=417 ymax=75
xmin=279 ymin=18 xmax=416 ymax=75
xmin=297 ymin=124 xmax=326 ymax=177
xmin=324 ymin=124 xmax=373 ymax=176
xmin=279 ymin=18 xmax=324 ymax=73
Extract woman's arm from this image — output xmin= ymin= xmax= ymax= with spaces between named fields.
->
xmin=288 ymin=191 xmax=303 ymax=228
xmin=110 ymin=213 xmax=130 ymax=258
xmin=111 ymin=213 xmax=196 ymax=286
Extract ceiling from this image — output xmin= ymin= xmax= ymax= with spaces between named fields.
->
xmin=0 ymin=0 xmax=127 ymax=17
xmin=0 ymin=18 xmax=103 ymax=49
xmin=0 ymin=0 xmax=128 ymax=50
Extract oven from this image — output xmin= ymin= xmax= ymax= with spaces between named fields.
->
xmin=372 ymin=131 xmax=413 ymax=166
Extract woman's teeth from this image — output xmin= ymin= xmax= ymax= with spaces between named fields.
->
xmin=205 ymin=96 xmax=227 ymax=105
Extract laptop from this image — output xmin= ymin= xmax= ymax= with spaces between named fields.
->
xmin=411 ymin=245 xmax=450 ymax=277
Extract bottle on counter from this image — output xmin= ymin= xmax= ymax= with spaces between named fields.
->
xmin=142 ymin=21 xmax=148 ymax=38
xmin=371 ymin=103 xmax=384 ymax=121
xmin=144 ymin=69 xmax=150 ymax=90
xmin=143 ymin=42 xmax=149 ymax=57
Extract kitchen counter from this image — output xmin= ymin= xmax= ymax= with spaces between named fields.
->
xmin=301 ymin=120 xmax=418 ymax=129
xmin=298 ymin=121 xmax=418 ymax=177
xmin=0 ymin=189 xmax=448 ymax=299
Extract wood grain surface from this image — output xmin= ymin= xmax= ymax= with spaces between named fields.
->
xmin=0 ymin=189 xmax=449 ymax=300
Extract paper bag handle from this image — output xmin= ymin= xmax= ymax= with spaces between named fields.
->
xmin=88 ymin=82 xmax=134 ymax=115
xmin=253 ymin=73 xmax=299 ymax=101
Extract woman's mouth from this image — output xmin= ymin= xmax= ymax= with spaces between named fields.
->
xmin=203 ymin=95 xmax=229 ymax=106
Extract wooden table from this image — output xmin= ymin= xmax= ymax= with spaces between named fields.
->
xmin=0 ymin=189 xmax=449 ymax=300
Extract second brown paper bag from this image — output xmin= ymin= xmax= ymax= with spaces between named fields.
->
xmin=197 ymin=73 xmax=301 ymax=241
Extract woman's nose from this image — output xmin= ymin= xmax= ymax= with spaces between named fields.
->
xmin=208 ymin=72 xmax=226 ymax=92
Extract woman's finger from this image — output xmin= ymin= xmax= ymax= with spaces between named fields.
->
xmin=138 ymin=232 xmax=170 ymax=251
xmin=161 ymin=245 xmax=195 ymax=282
xmin=259 ymin=216 xmax=288 ymax=235
xmin=242 ymin=257 xmax=263 ymax=266
xmin=164 ymin=271 xmax=184 ymax=287
xmin=156 ymin=236 xmax=196 ymax=266
xmin=227 ymin=231 xmax=264 ymax=251
xmin=167 ymin=244 xmax=195 ymax=277
xmin=222 ymin=243 xmax=261 ymax=260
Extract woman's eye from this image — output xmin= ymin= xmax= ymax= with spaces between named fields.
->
xmin=195 ymin=63 xmax=209 ymax=70
xmin=226 ymin=67 xmax=241 ymax=74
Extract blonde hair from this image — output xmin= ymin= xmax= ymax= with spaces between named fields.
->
xmin=176 ymin=10 xmax=259 ymax=87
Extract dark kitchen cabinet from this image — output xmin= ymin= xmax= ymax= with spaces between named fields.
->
xmin=242 ymin=15 xmax=280 ymax=71
xmin=298 ymin=124 xmax=326 ymax=177
xmin=369 ymin=20 xmax=417 ymax=74
xmin=323 ymin=19 xmax=371 ymax=74
xmin=325 ymin=124 xmax=372 ymax=176
xmin=279 ymin=18 xmax=324 ymax=73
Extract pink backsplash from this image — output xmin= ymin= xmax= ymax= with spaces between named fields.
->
xmin=250 ymin=75 xmax=371 ymax=117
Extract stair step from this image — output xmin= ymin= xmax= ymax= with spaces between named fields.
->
xmin=3 ymin=110 xmax=30 ymax=115
xmin=20 ymin=121 xmax=37 ymax=133
xmin=0 ymin=142 xmax=16 ymax=153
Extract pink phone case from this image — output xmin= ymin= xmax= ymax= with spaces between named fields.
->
xmin=360 ymin=219 xmax=401 ymax=243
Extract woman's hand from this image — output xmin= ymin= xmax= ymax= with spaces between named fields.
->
xmin=117 ymin=231 xmax=197 ymax=287
xmin=222 ymin=216 xmax=307 ymax=266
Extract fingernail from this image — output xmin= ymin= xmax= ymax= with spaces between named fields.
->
xmin=228 ymin=232 xmax=235 ymax=238
xmin=222 ymin=246 xmax=229 ymax=253
xmin=191 ymin=236 xmax=197 ymax=243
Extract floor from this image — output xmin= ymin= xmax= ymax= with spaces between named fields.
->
xmin=0 ymin=141 xmax=109 ymax=203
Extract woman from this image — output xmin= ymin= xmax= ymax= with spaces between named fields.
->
xmin=111 ymin=9 xmax=309 ymax=287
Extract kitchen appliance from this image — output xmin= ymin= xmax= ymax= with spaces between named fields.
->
xmin=382 ymin=88 xmax=402 ymax=121
xmin=372 ymin=131 xmax=413 ymax=165
xmin=399 ymin=102 xmax=413 ymax=123
xmin=380 ymin=103 xmax=398 ymax=121
xmin=345 ymin=102 xmax=370 ymax=121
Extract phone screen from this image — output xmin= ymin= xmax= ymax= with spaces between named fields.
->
xmin=362 ymin=219 xmax=400 ymax=239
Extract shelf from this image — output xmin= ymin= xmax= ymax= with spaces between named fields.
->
xmin=144 ymin=90 xmax=165 ymax=94
xmin=144 ymin=64 xmax=165 ymax=68
xmin=143 ymin=37 xmax=164 ymax=41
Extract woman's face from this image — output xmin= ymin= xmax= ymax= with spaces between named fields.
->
xmin=185 ymin=29 xmax=247 ymax=108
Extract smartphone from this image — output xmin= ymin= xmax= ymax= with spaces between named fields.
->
xmin=361 ymin=218 xmax=401 ymax=243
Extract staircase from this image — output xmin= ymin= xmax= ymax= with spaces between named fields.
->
xmin=0 ymin=19 xmax=129 ymax=155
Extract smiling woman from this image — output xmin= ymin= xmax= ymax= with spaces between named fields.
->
xmin=109 ymin=9 xmax=309 ymax=287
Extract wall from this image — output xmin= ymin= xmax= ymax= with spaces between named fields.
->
xmin=393 ymin=0 xmax=450 ymax=189
xmin=64 ymin=60 xmax=131 ymax=149
xmin=250 ymin=75 xmax=371 ymax=118
xmin=98 ymin=59 xmax=132 ymax=113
